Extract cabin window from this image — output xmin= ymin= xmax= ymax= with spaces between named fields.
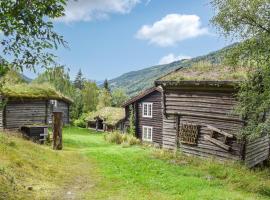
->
xmin=142 ymin=103 xmax=152 ymax=118
xmin=142 ymin=126 xmax=152 ymax=142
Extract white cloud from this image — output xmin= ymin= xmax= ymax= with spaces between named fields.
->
xmin=136 ymin=14 xmax=209 ymax=47
xmin=158 ymin=53 xmax=191 ymax=65
xmin=57 ymin=0 xmax=140 ymax=23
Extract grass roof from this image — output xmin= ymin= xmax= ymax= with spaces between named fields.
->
xmin=86 ymin=107 xmax=125 ymax=126
xmin=1 ymin=83 xmax=73 ymax=103
xmin=158 ymin=62 xmax=249 ymax=82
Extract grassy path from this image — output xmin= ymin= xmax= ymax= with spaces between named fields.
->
xmin=1 ymin=127 xmax=270 ymax=199
xmin=63 ymin=127 xmax=270 ymax=200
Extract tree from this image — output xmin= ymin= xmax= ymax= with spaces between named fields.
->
xmin=82 ymin=81 xmax=99 ymax=112
xmin=2 ymin=69 xmax=27 ymax=85
xmin=70 ymin=89 xmax=84 ymax=120
xmin=34 ymin=66 xmax=74 ymax=97
xmin=74 ymin=69 xmax=84 ymax=90
xmin=211 ymin=0 xmax=270 ymax=138
xmin=112 ymin=89 xmax=128 ymax=107
xmin=0 ymin=0 xmax=67 ymax=72
xmin=33 ymin=66 xmax=85 ymax=121
xmin=103 ymin=79 xmax=110 ymax=93
xmin=97 ymin=89 xmax=112 ymax=110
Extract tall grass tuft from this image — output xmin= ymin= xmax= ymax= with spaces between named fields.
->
xmin=104 ymin=132 xmax=140 ymax=146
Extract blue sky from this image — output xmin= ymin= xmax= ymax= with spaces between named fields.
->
xmin=26 ymin=0 xmax=233 ymax=81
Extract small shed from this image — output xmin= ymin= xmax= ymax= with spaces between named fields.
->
xmin=123 ymin=87 xmax=163 ymax=146
xmin=86 ymin=107 xmax=125 ymax=132
xmin=155 ymin=65 xmax=270 ymax=168
xmin=0 ymin=84 xmax=72 ymax=130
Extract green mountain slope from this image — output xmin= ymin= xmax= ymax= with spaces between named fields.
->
xmin=109 ymin=45 xmax=234 ymax=97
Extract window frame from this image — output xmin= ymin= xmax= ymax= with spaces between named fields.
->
xmin=50 ymin=100 xmax=58 ymax=108
xmin=142 ymin=102 xmax=153 ymax=118
xmin=142 ymin=126 xmax=153 ymax=142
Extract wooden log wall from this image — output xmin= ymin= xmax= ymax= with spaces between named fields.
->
xmin=137 ymin=91 xmax=163 ymax=146
xmin=47 ymin=100 xmax=70 ymax=125
xmin=163 ymin=115 xmax=177 ymax=149
xmin=163 ymin=88 xmax=245 ymax=160
xmin=245 ymin=135 xmax=270 ymax=168
xmin=0 ymin=108 xmax=3 ymax=130
xmin=5 ymin=100 xmax=48 ymax=129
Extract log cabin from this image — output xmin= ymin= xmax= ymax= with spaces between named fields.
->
xmin=86 ymin=107 xmax=125 ymax=132
xmin=123 ymin=87 xmax=163 ymax=147
xmin=0 ymin=84 xmax=72 ymax=130
xmin=155 ymin=65 xmax=270 ymax=168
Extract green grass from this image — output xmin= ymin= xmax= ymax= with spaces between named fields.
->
xmin=1 ymin=126 xmax=270 ymax=199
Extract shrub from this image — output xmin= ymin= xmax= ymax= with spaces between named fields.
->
xmin=73 ymin=118 xmax=86 ymax=128
xmin=73 ymin=113 xmax=88 ymax=128
xmin=127 ymin=136 xmax=140 ymax=145
xmin=104 ymin=132 xmax=140 ymax=146
xmin=104 ymin=132 xmax=123 ymax=144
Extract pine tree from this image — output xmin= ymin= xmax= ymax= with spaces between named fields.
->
xmin=103 ymin=79 xmax=110 ymax=93
xmin=74 ymin=69 xmax=84 ymax=90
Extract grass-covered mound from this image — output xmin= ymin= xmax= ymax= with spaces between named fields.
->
xmin=159 ymin=61 xmax=250 ymax=82
xmin=86 ymin=107 xmax=125 ymax=126
xmin=1 ymin=83 xmax=72 ymax=103
xmin=0 ymin=131 xmax=93 ymax=200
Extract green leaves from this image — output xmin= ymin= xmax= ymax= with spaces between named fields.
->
xmin=0 ymin=0 xmax=67 ymax=72
xmin=211 ymin=0 xmax=270 ymax=138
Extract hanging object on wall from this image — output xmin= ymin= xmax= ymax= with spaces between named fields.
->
xmin=179 ymin=123 xmax=199 ymax=145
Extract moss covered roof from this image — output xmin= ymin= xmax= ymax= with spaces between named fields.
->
xmin=86 ymin=107 xmax=125 ymax=126
xmin=1 ymin=83 xmax=73 ymax=103
xmin=158 ymin=63 xmax=249 ymax=83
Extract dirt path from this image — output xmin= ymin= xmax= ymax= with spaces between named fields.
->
xmin=51 ymin=154 xmax=98 ymax=200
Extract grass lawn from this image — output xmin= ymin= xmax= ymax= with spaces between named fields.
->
xmin=1 ymin=126 xmax=270 ymax=199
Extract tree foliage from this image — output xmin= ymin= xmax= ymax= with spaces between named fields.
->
xmin=103 ymin=79 xmax=110 ymax=93
xmin=97 ymin=89 xmax=112 ymax=110
xmin=112 ymin=89 xmax=128 ymax=107
xmin=74 ymin=69 xmax=84 ymax=90
xmin=211 ymin=0 xmax=270 ymax=138
xmin=33 ymin=66 xmax=74 ymax=97
xmin=82 ymin=81 xmax=99 ymax=112
xmin=0 ymin=0 xmax=67 ymax=71
xmin=1 ymin=69 xmax=27 ymax=85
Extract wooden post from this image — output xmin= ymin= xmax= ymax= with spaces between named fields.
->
xmin=53 ymin=112 xmax=63 ymax=150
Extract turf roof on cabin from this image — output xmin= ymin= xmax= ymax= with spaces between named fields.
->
xmin=157 ymin=64 xmax=249 ymax=85
xmin=86 ymin=107 xmax=125 ymax=126
xmin=1 ymin=83 xmax=73 ymax=103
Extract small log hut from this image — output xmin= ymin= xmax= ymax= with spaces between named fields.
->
xmin=86 ymin=107 xmax=125 ymax=132
xmin=0 ymin=84 xmax=72 ymax=130
xmin=123 ymin=87 xmax=163 ymax=147
xmin=155 ymin=65 xmax=270 ymax=167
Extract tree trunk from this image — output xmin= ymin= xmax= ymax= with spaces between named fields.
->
xmin=53 ymin=112 xmax=63 ymax=150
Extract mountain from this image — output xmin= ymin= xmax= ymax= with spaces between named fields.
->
xmin=109 ymin=44 xmax=234 ymax=97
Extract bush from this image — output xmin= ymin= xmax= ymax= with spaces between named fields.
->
xmin=104 ymin=132 xmax=140 ymax=146
xmin=73 ymin=118 xmax=86 ymax=128
xmin=104 ymin=132 xmax=123 ymax=144
xmin=73 ymin=113 xmax=88 ymax=128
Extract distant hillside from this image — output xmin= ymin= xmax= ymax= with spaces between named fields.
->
xmin=109 ymin=44 xmax=235 ymax=97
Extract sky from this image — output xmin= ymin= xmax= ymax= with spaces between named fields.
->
xmin=26 ymin=0 xmax=233 ymax=81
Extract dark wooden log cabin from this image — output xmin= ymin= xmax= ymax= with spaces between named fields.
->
xmin=155 ymin=65 xmax=270 ymax=168
xmin=123 ymin=87 xmax=163 ymax=147
xmin=0 ymin=84 xmax=72 ymax=130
